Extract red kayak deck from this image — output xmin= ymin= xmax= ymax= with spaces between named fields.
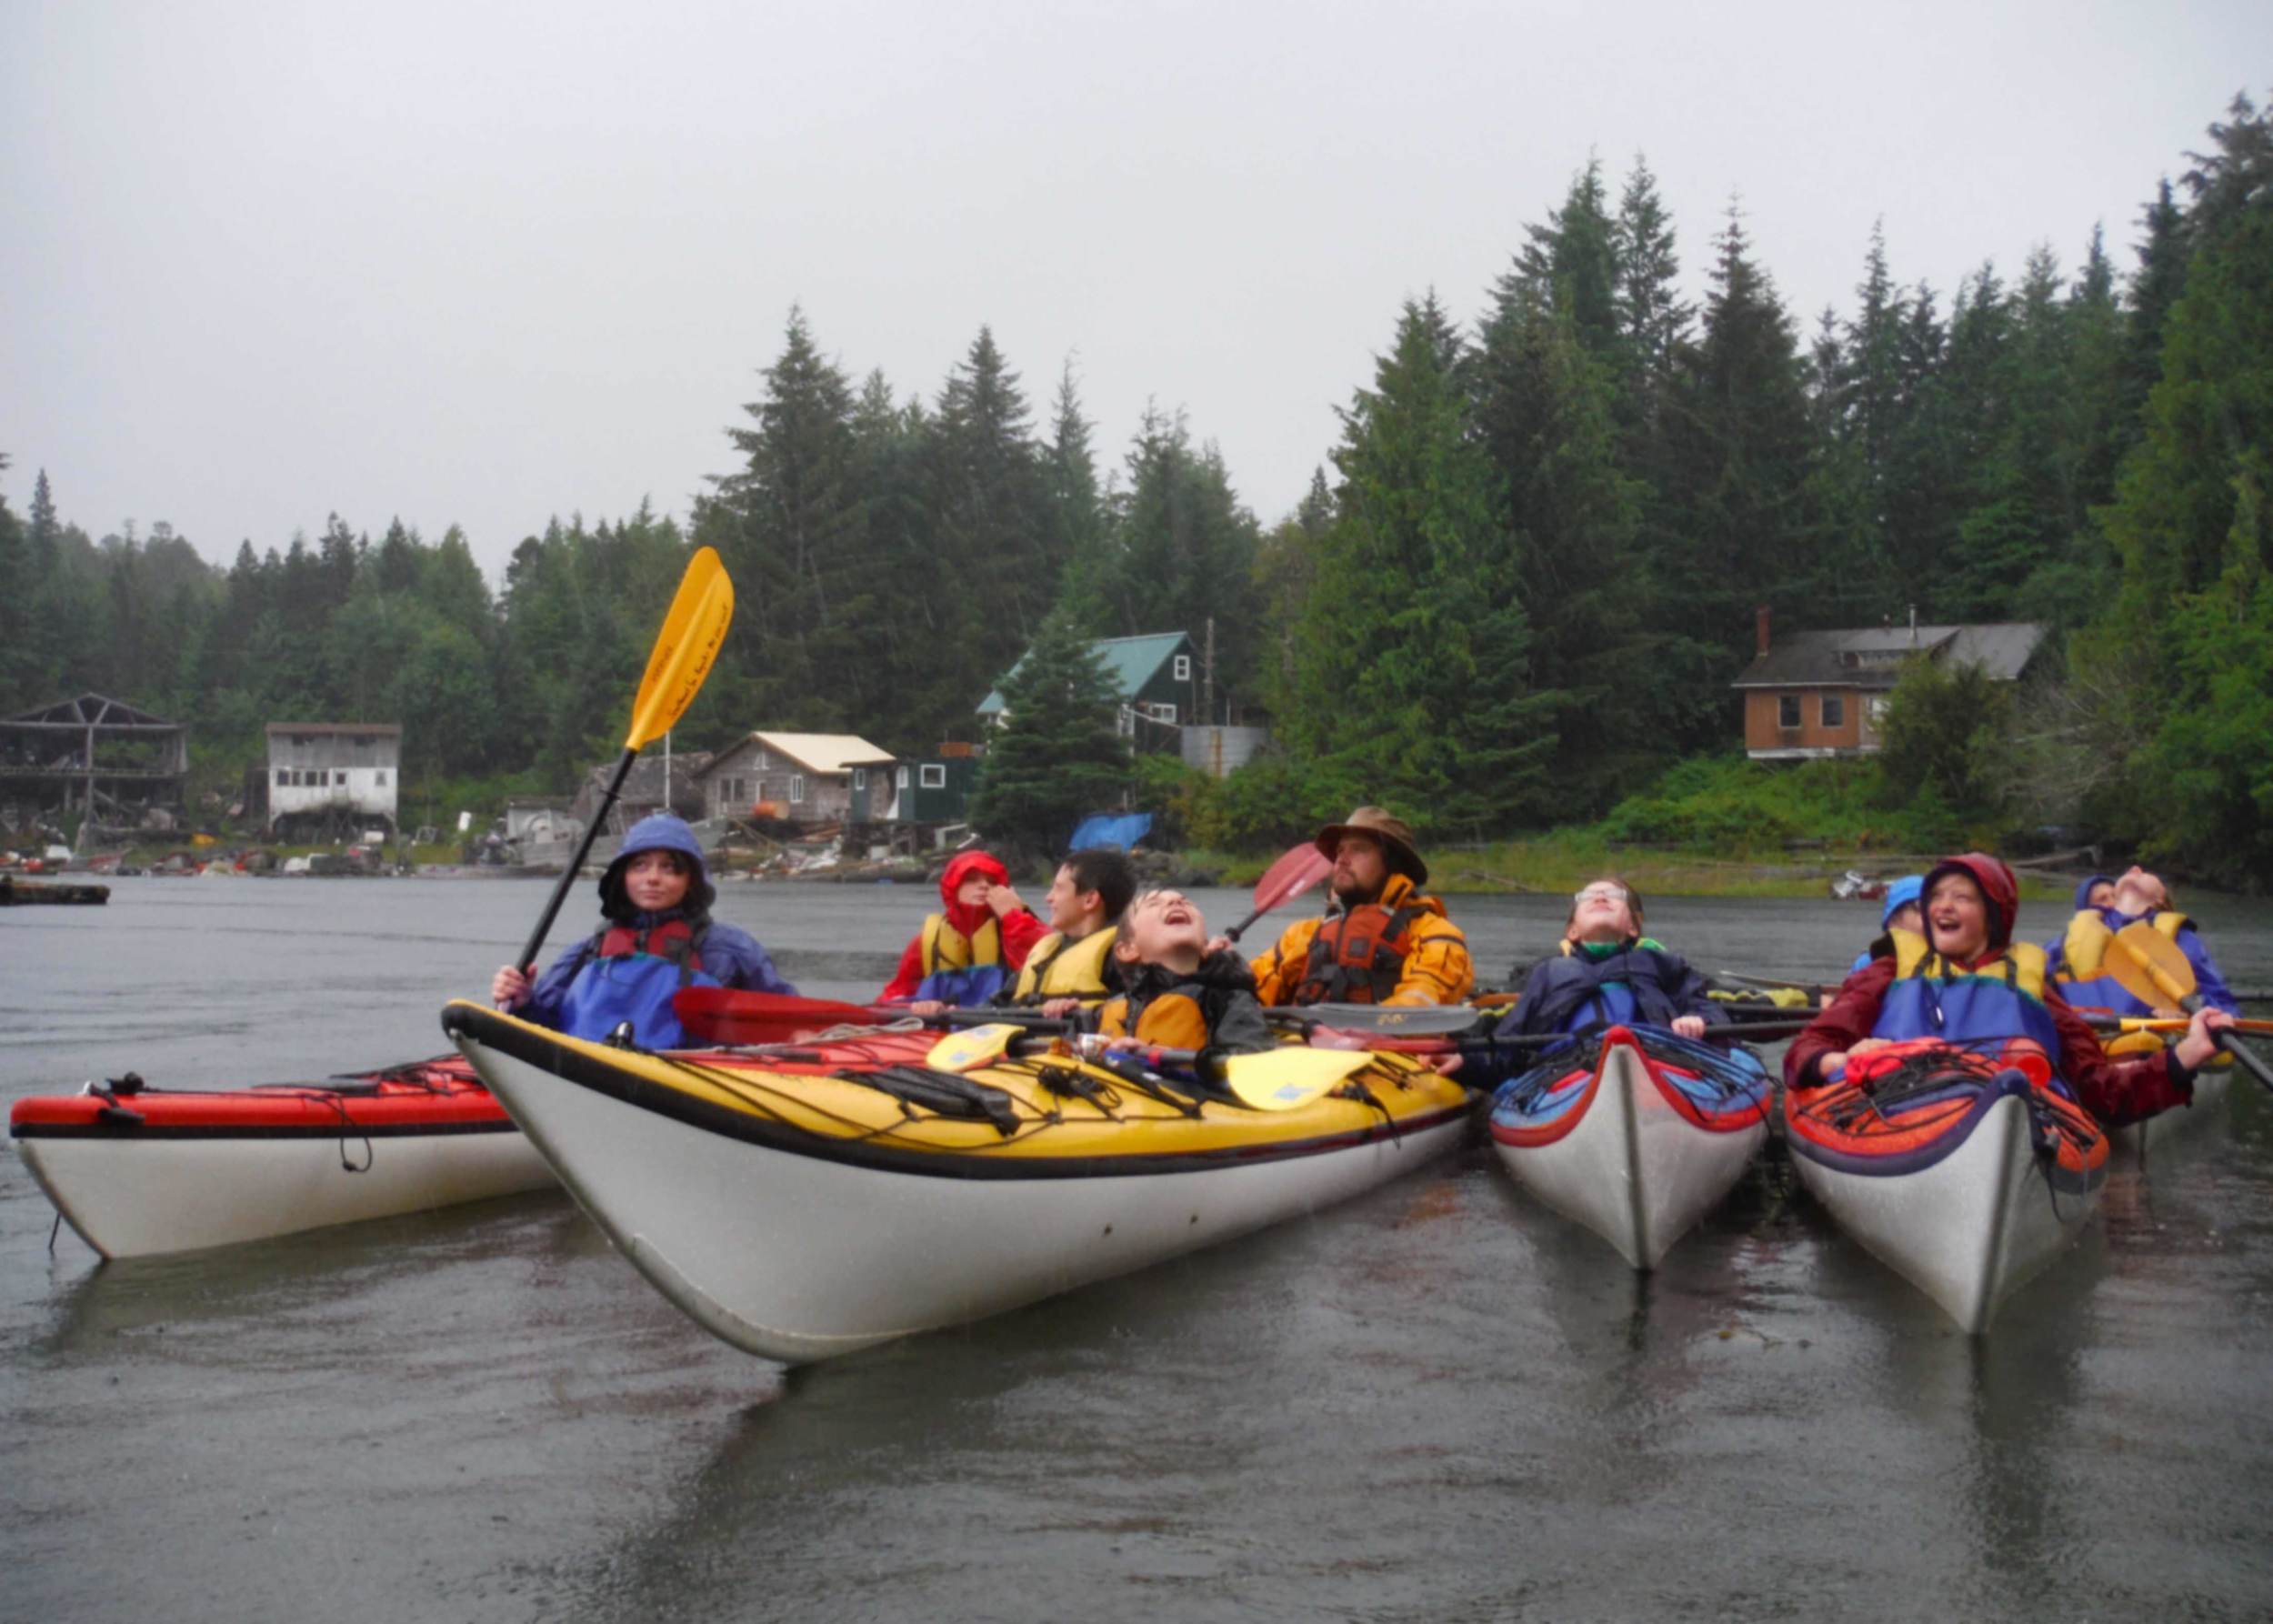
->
xmin=9 ymin=1056 xmax=512 ymax=1138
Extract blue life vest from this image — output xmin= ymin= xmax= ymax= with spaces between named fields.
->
xmin=1869 ymin=930 xmax=2060 ymax=1061
xmin=556 ymin=919 xmax=720 ymax=1049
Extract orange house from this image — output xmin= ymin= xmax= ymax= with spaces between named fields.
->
xmin=1731 ymin=610 xmax=2046 ymax=761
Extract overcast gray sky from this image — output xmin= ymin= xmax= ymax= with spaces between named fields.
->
xmin=5 ymin=1 xmax=2268 ymax=581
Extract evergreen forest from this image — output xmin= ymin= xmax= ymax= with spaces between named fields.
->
xmin=3 ymin=94 xmax=2269 ymax=887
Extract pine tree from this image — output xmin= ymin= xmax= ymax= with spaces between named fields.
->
xmin=966 ymin=609 xmax=1130 ymax=857
xmin=1612 ymin=155 xmax=1694 ymax=397
xmin=1513 ymin=157 xmax=1622 ymax=367
xmin=1289 ymin=295 xmax=1558 ymax=834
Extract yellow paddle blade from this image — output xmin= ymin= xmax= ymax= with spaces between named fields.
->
xmin=2102 ymin=922 xmax=2198 ymax=1011
xmin=625 ymin=547 xmax=734 ymax=750
xmin=926 ymin=1023 xmax=1026 ymax=1074
xmin=1218 ymin=1047 xmax=1372 ymax=1112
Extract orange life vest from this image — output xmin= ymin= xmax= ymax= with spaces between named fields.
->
xmin=1293 ymin=901 xmax=1417 ymax=1005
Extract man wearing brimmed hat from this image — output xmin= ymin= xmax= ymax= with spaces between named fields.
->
xmin=1247 ymin=807 xmax=1474 ymax=1007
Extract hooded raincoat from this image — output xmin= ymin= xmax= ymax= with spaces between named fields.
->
xmin=878 ymin=850 xmax=1048 ymax=1006
xmin=2043 ymin=872 xmax=2239 ymax=1017
xmin=519 ymin=813 xmax=794 ymax=1048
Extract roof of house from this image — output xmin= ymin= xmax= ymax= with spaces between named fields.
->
xmin=706 ymin=731 xmax=896 ymax=776
xmin=3 ymin=694 xmax=183 ymax=730
xmin=977 ymin=631 xmax=1191 ymax=715
xmin=1731 ymin=623 xmax=2048 ymax=689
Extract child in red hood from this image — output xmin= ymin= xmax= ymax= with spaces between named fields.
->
xmin=1786 ymin=851 xmax=2233 ymax=1128
xmin=878 ymin=849 xmax=1049 ymax=1008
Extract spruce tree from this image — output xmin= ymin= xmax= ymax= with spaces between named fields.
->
xmin=966 ymin=609 xmax=1130 ymax=857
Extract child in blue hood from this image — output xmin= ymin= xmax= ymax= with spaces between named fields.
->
xmin=490 ymin=813 xmax=795 ymax=1048
xmin=2045 ymin=866 xmax=2238 ymax=1017
xmin=1847 ymin=875 xmax=1924 ymax=975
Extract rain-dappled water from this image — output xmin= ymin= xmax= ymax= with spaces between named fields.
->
xmin=5 ymin=874 xmax=2271 ymax=1621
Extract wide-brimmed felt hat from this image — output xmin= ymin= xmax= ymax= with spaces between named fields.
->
xmin=1315 ymin=807 xmax=1427 ymax=886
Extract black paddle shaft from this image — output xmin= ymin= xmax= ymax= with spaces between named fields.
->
xmin=516 ymin=747 xmax=635 ymax=976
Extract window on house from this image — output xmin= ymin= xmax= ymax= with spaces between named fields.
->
xmin=275 ymin=768 xmax=288 ymax=787
xmin=1777 ymin=695 xmax=1801 ymax=728
xmin=896 ymin=766 xmax=910 ymax=789
xmin=335 ymin=770 xmax=348 ymax=786
xmin=1819 ymin=694 xmax=1845 ymax=728
xmin=920 ymin=764 xmax=946 ymax=788
xmin=755 ymin=749 xmax=769 ymax=770
xmin=789 ymin=775 xmax=806 ymax=804
xmin=1173 ymin=654 xmax=1191 ymax=681
xmin=375 ymin=770 xmax=387 ymax=787
xmin=1147 ymin=702 xmax=1177 ymax=725
xmin=853 ymin=767 xmax=866 ymax=791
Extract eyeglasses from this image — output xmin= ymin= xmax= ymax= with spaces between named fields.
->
xmin=1572 ymin=885 xmax=1627 ymax=907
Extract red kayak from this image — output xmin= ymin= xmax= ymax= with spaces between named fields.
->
xmin=10 ymin=1056 xmax=555 ymax=1259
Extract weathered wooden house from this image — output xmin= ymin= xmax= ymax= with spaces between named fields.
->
xmin=265 ymin=722 xmax=400 ymax=838
xmin=698 ymin=732 xmax=896 ymax=828
xmin=976 ymin=631 xmax=1202 ymax=751
xmin=0 ymin=694 xmax=188 ymax=826
xmin=1730 ymin=611 xmax=2048 ymax=761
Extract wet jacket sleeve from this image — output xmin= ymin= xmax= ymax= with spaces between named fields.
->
xmin=2048 ymin=987 xmax=2194 ymax=1127
xmin=997 ymin=907 xmax=1049 ymax=970
xmin=1784 ymin=958 xmax=1898 ymax=1089
xmin=1248 ymin=917 xmax=1322 ymax=1007
xmin=1204 ymin=991 xmax=1274 ymax=1057
xmin=522 ymin=939 xmax=595 ymax=1030
xmin=2180 ymin=927 xmax=2240 ymax=1015
xmin=699 ymin=921 xmax=797 ymax=997
xmin=1667 ymin=953 xmax=1727 ymax=1027
xmin=1390 ymin=912 xmax=1474 ymax=1006
xmin=877 ymin=935 xmax=926 ymax=1004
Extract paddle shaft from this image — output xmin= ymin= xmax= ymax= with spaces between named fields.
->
xmin=2119 ymin=942 xmax=2273 ymax=1092
xmin=516 ymin=747 xmax=633 ymax=976
xmin=1222 ymin=846 xmax=1333 ymax=944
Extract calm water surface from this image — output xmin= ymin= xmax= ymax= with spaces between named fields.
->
xmin=4 ymin=876 xmax=2270 ymax=1621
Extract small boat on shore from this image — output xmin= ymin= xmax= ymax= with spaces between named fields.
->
xmin=10 ymin=1057 xmax=554 ymax=1259
xmin=1784 ymin=1048 xmax=2108 ymax=1332
xmin=443 ymin=1000 xmax=1474 ymax=1365
xmin=1487 ymin=1025 xmax=1771 ymax=1268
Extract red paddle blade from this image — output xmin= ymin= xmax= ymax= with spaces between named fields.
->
xmin=1253 ymin=842 xmax=1332 ymax=912
xmin=674 ymin=987 xmax=885 ymax=1045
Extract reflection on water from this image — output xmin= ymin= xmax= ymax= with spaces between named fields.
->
xmin=3 ymin=879 xmax=2270 ymax=1620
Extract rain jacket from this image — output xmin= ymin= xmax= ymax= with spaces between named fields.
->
xmin=1249 ymin=871 xmax=1473 ymax=1007
xmin=1497 ymin=937 xmax=1728 ymax=1040
xmin=522 ymin=813 xmax=795 ymax=1048
xmin=878 ymin=850 xmax=1048 ymax=1006
xmin=1084 ymin=950 xmax=1271 ymax=1056
xmin=1786 ymin=853 xmax=2197 ymax=1128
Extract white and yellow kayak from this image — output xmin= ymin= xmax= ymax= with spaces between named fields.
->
xmin=442 ymin=1000 xmax=1474 ymax=1365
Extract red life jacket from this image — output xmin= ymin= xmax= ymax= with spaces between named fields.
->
xmin=1293 ymin=901 xmax=1417 ymax=1005
xmin=592 ymin=918 xmax=706 ymax=983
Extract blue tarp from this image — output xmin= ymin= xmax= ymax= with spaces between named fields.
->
xmin=1067 ymin=813 xmax=1153 ymax=853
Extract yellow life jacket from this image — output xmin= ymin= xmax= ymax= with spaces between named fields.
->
xmin=2056 ymin=908 xmax=2188 ymax=979
xmin=1010 ymin=925 xmax=1117 ymax=1003
xmin=1095 ymin=987 xmax=1211 ymax=1050
xmin=918 ymin=912 xmax=1002 ymax=974
xmin=1891 ymin=930 xmax=2049 ymax=997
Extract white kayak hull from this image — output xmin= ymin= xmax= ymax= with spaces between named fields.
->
xmin=451 ymin=1018 xmax=1469 ymax=1365
xmin=1789 ymin=1091 xmax=2100 ymax=1333
xmin=15 ymin=1128 xmax=554 ymax=1259
xmin=1488 ymin=1033 xmax=1767 ymax=1269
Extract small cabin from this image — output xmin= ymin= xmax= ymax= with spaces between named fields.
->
xmin=265 ymin=723 xmax=400 ymax=837
xmin=884 ymin=745 xmax=981 ymax=825
xmin=699 ymin=732 xmax=896 ymax=828
xmin=976 ymin=631 xmax=1202 ymax=751
xmin=1730 ymin=611 xmax=2047 ymax=760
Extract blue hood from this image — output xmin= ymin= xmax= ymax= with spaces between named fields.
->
xmin=2072 ymin=873 xmax=2115 ymax=913
xmin=1880 ymin=874 xmax=1924 ymax=928
xmin=599 ymin=813 xmax=715 ymax=922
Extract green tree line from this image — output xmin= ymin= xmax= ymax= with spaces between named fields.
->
xmin=2 ymin=92 xmax=2267 ymax=882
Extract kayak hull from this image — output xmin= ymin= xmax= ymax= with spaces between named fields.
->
xmin=1785 ymin=1067 xmax=2107 ymax=1333
xmin=9 ymin=1058 xmax=554 ymax=1259
xmin=1487 ymin=1025 xmax=1770 ymax=1269
xmin=444 ymin=1002 xmax=1472 ymax=1365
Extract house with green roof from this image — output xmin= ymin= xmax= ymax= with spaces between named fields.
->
xmin=976 ymin=631 xmax=1200 ymax=749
